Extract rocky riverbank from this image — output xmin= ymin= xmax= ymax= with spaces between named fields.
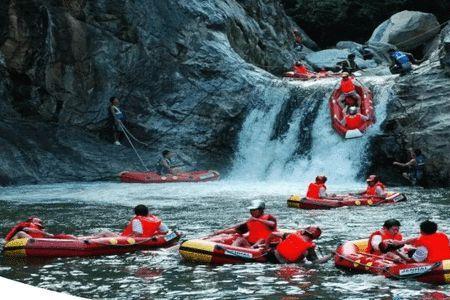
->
xmin=0 ymin=1 xmax=449 ymax=186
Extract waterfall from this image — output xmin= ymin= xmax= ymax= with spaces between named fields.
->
xmin=230 ymin=75 xmax=395 ymax=188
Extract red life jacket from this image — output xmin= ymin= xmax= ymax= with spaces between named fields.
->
xmin=5 ymin=222 xmax=31 ymax=241
xmin=306 ymin=183 xmax=326 ymax=199
xmin=294 ymin=65 xmax=308 ymax=75
xmin=276 ymin=231 xmax=315 ymax=263
xmin=413 ymin=232 xmax=450 ymax=263
xmin=365 ymin=229 xmax=403 ymax=255
xmin=340 ymin=78 xmax=355 ymax=93
xmin=26 ymin=223 xmax=46 ymax=239
xmin=345 ymin=114 xmax=364 ymax=129
xmin=121 ymin=215 xmax=162 ymax=237
xmin=246 ymin=214 xmax=276 ymax=244
xmin=365 ymin=182 xmax=385 ymax=196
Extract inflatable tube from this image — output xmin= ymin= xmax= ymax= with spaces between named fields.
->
xmin=179 ymin=231 xmax=294 ymax=265
xmin=287 ymin=192 xmax=406 ymax=210
xmin=2 ymin=231 xmax=180 ymax=258
xmin=120 ymin=170 xmax=220 ymax=183
xmin=329 ymin=83 xmax=375 ymax=139
xmin=284 ymin=71 xmax=339 ymax=81
xmin=334 ymin=239 xmax=450 ymax=284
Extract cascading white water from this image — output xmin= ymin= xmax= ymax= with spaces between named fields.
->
xmin=230 ymin=75 xmax=396 ymax=189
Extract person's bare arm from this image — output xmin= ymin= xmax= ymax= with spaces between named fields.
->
xmin=393 ymin=158 xmax=415 ymax=167
xmin=23 ymin=227 xmax=54 ymax=238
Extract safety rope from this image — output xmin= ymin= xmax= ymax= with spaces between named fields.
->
xmin=119 ymin=121 xmax=150 ymax=171
xmin=396 ymin=19 xmax=450 ymax=47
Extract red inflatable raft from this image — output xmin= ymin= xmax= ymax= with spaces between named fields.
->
xmin=2 ymin=231 xmax=180 ymax=258
xmin=334 ymin=239 xmax=450 ymax=284
xmin=287 ymin=192 xmax=406 ymax=210
xmin=284 ymin=71 xmax=338 ymax=81
xmin=329 ymin=82 xmax=375 ymax=139
xmin=179 ymin=233 xmax=268 ymax=264
xmin=120 ymin=170 xmax=220 ymax=183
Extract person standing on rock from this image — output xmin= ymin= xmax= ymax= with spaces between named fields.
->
xmin=393 ymin=148 xmax=426 ymax=186
xmin=292 ymin=29 xmax=303 ymax=51
xmin=109 ymin=96 xmax=125 ymax=145
xmin=388 ymin=49 xmax=419 ymax=75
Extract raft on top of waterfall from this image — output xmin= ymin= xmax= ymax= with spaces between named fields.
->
xmin=329 ymin=78 xmax=375 ymax=139
xmin=120 ymin=170 xmax=220 ymax=183
xmin=287 ymin=192 xmax=406 ymax=210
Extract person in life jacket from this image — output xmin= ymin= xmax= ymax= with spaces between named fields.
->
xmin=215 ymin=200 xmax=277 ymax=248
xmin=337 ymin=72 xmax=361 ymax=111
xmin=264 ymin=226 xmax=331 ymax=264
xmin=337 ymin=53 xmax=360 ymax=74
xmin=109 ymin=96 xmax=125 ymax=146
xmin=365 ymin=219 xmax=405 ymax=261
xmin=121 ymin=204 xmax=169 ymax=238
xmin=306 ymin=176 xmax=336 ymax=199
xmin=293 ymin=61 xmax=310 ymax=76
xmin=387 ymin=48 xmax=419 ymax=75
xmin=393 ymin=148 xmax=426 ymax=186
xmin=5 ymin=217 xmax=55 ymax=241
xmin=390 ymin=220 xmax=450 ymax=263
xmin=292 ymin=29 xmax=303 ymax=51
xmin=340 ymin=106 xmax=369 ymax=130
xmin=353 ymin=175 xmax=386 ymax=198
xmin=156 ymin=150 xmax=179 ymax=175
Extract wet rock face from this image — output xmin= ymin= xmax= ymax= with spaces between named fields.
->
xmin=369 ymin=10 xmax=440 ymax=52
xmin=440 ymin=24 xmax=450 ymax=74
xmin=0 ymin=0 xmax=312 ymax=185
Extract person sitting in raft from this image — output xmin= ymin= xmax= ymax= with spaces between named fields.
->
xmin=156 ymin=150 xmax=179 ymax=176
xmin=365 ymin=219 xmax=405 ymax=261
xmin=338 ymin=72 xmax=361 ymax=112
xmin=285 ymin=61 xmax=311 ymax=78
xmin=393 ymin=148 xmax=426 ymax=186
xmin=264 ymin=226 xmax=331 ymax=264
xmin=388 ymin=220 xmax=450 ymax=263
xmin=215 ymin=200 xmax=277 ymax=248
xmin=353 ymin=175 xmax=386 ymax=198
xmin=387 ymin=48 xmax=420 ymax=75
xmin=121 ymin=204 xmax=169 ymax=238
xmin=5 ymin=217 xmax=56 ymax=241
xmin=306 ymin=176 xmax=334 ymax=199
xmin=339 ymin=106 xmax=369 ymax=130
xmin=109 ymin=96 xmax=125 ymax=146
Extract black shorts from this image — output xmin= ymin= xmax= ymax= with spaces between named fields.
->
xmin=265 ymin=249 xmax=281 ymax=263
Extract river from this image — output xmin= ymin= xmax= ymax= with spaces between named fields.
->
xmin=1 ymin=181 xmax=449 ymax=299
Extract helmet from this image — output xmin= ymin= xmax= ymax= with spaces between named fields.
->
xmin=341 ymin=72 xmax=349 ymax=78
xmin=348 ymin=106 xmax=358 ymax=115
xmin=366 ymin=175 xmax=378 ymax=182
xmin=315 ymin=175 xmax=327 ymax=183
xmin=247 ymin=200 xmax=265 ymax=210
xmin=304 ymin=226 xmax=322 ymax=239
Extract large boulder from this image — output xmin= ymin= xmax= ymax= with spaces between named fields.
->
xmin=369 ymin=11 xmax=440 ymax=51
xmin=439 ymin=24 xmax=450 ymax=75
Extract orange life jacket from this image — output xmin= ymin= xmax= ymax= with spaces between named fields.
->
xmin=306 ymin=183 xmax=326 ymax=199
xmin=121 ymin=215 xmax=162 ymax=237
xmin=365 ymin=182 xmax=385 ymax=196
xmin=365 ymin=229 xmax=403 ymax=255
xmin=340 ymin=78 xmax=355 ymax=93
xmin=294 ymin=65 xmax=308 ymax=75
xmin=345 ymin=114 xmax=364 ymax=130
xmin=276 ymin=231 xmax=315 ymax=263
xmin=246 ymin=214 xmax=276 ymax=244
xmin=413 ymin=232 xmax=450 ymax=263
xmin=26 ymin=223 xmax=46 ymax=239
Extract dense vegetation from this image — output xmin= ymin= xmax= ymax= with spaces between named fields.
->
xmin=282 ymin=0 xmax=450 ymax=47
